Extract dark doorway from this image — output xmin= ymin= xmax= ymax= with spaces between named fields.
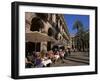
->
xmin=26 ymin=42 xmax=41 ymax=55
xmin=47 ymin=42 xmax=51 ymax=51
xmin=30 ymin=17 xmax=44 ymax=31
xmin=47 ymin=28 xmax=54 ymax=51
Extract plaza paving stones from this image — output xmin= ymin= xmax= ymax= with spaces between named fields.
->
xmin=50 ymin=51 xmax=89 ymax=67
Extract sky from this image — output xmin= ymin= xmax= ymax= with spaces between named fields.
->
xmin=64 ymin=14 xmax=89 ymax=36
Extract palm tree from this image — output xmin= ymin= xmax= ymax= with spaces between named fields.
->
xmin=73 ymin=20 xmax=86 ymax=51
xmin=73 ymin=20 xmax=83 ymax=30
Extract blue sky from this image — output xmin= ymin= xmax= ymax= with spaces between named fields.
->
xmin=64 ymin=14 xmax=89 ymax=36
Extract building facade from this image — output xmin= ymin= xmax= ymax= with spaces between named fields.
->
xmin=25 ymin=12 xmax=70 ymax=53
xmin=71 ymin=31 xmax=89 ymax=52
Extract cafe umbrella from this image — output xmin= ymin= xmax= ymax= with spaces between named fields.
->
xmin=26 ymin=31 xmax=56 ymax=52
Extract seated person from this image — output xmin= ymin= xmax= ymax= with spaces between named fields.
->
xmin=53 ymin=50 xmax=60 ymax=63
xmin=34 ymin=52 xmax=43 ymax=68
xmin=47 ymin=50 xmax=54 ymax=59
xmin=41 ymin=57 xmax=52 ymax=67
xmin=25 ymin=57 xmax=34 ymax=68
xmin=59 ymin=49 xmax=65 ymax=63
xmin=59 ymin=49 xmax=65 ymax=57
xmin=40 ymin=51 xmax=52 ymax=67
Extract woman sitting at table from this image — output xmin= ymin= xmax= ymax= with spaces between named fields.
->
xmin=47 ymin=50 xmax=54 ymax=60
xmin=53 ymin=50 xmax=60 ymax=63
xmin=40 ymin=50 xmax=52 ymax=67
xmin=34 ymin=52 xmax=43 ymax=68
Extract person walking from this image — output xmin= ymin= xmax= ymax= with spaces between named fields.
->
xmin=68 ymin=48 xmax=71 ymax=56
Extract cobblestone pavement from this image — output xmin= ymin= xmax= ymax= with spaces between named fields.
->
xmin=50 ymin=51 xmax=89 ymax=67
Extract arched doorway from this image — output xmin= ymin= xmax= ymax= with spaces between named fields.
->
xmin=30 ymin=17 xmax=44 ymax=31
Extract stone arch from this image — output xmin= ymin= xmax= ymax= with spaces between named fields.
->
xmin=36 ymin=13 xmax=48 ymax=22
xmin=30 ymin=17 xmax=44 ymax=31
xmin=48 ymin=27 xmax=54 ymax=36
